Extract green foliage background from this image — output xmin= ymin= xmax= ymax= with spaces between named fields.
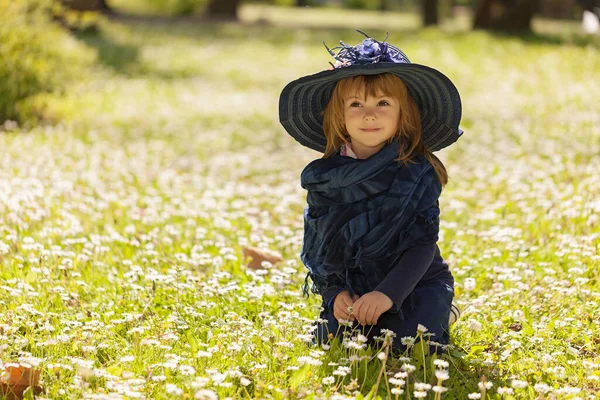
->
xmin=0 ymin=0 xmax=95 ymax=126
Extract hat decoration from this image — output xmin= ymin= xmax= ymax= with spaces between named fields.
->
xmin=324 ymin=30 xmax=410 ymax=69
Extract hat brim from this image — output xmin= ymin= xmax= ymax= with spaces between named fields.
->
xmin=279 ymin=62 xmax=463 ymax=153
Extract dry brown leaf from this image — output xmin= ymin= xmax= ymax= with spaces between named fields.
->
xmin=242 ymin=246 xmax=282 ymax=270
xmin=0 ymin=363 xmax=43 ymax=400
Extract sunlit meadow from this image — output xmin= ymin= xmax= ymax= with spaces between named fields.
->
xmin=1 ymin=5 xmax=599 ymax=399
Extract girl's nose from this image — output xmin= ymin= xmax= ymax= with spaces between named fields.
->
xmin=364 ymin=113 xmax=376 ymax=121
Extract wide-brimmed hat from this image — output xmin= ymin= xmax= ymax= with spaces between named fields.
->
xmin=278 ymin=30 xmax=464 ymax=153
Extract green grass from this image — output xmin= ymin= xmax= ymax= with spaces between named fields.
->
xmin=1 ymin=4 xmax=599 ymax=399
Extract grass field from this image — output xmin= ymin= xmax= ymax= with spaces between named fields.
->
xmin=1 ymin=4 xmax=599 ymax=399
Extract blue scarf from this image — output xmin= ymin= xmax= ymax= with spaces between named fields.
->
xmin=300 ymin=139 xmax=442 ymax=300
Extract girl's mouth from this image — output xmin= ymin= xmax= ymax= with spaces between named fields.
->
xmin=360 ymin=128 xmax=381 ymax=132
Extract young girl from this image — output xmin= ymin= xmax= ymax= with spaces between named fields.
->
xmin=279 ymin=30 xmax=463 ymax=355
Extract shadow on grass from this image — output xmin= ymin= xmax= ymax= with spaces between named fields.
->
xmin=75 ymin=29 xmax=139 ymax=72
xmin=73 ymin=25 xmax=201 ymax=79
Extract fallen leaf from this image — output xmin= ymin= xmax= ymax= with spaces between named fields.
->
xmin=242 ymin=246 xmax=282 ymax=270
xmin=0 ymin=363 xmax=43 ymax=400
xmin=508 ymin=322 xmax=522 ymax=332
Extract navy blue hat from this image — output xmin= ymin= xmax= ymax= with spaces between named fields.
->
xmin=279 ymin=30 xmax=464 ymax=153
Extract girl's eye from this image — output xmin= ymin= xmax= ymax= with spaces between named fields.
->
xmin=349 ymin=101 xmax=390 ymax=107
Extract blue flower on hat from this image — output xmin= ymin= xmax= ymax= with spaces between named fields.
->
xmin=324 ymin=30 xmax=410 ymax=69
xmin=357 ymin=38 xmax=380 ymax=57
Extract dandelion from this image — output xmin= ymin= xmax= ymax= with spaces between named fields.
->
xmin=345 ymin=378 xmax=359 ymax=391
xmin=210 ymin=372 xmax=227 ymax=385
xmin=468 ymin=393 xmax=482 ymax=399
xmin=322 ymin=376 xmax=335 ymax=385
xmin=179 ymin=365 xmax=195 ymax=375
xmin=401 ymin=336 xmax=415 ymax=347
xmin=195 ymin=389 xmax=218 ymax=400
xmin=166 ymin=384 xmax=183 ymax=395
xmin=191 ymin=377 xmax=210 ymax=388
xmin=495 ymin=386 xmax=513 ymax=395
xmin=435 ymin=370 xmax=449 ymax=380
xmin=240 ymin=377 xmax=251 ymax=386
xmin=417 ymin=324 xmax=428 ymax=333
xmin=380 ymin=328 xmax=396 ymax=338
xmin=511 ymin=379 xmax=528 ymax=388
xmin=464 ymin=278 xmax=476 ymax=291
xmin=432 ymin=386 xmax=448 ymax=393
xmin=469 ymin=320 xmax=482 ymax=331
xmin=401 ymin=363 xmax=416 ymax=372
xmin=414 ymin=383 xmax=431 ymax=391
xmin=333 ymin=367 xmax=351 ymax=377
xmin=478 ymin=381 xmax=493 ymax=390
xmin=413 ymin=390 xmax=428 ymax=398
xmin=377 ymin=352 xmax=387 ymax=360
xmin=534 ymin=383 xmax=553 ymax=394
xmin=433 ymin=359 xmax=449 ymax=369
xmin=389 ymin=378 xmax=405 ymax=386
xmin=555 ymin=386 xmax=581 ymax=394
xmin=391 ymin=388 xmax=404 ymax=395
xmin=508 ymin=339 xmax=522 ymax=349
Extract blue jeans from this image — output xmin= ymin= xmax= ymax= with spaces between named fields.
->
xmin=312 ymin=281 xmax=454 ymax=355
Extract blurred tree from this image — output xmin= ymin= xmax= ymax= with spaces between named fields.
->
xmin=60 ymin=0 xmax=113 ymax=13
xmin=422 ymin=0 xmax=439 ymax=25
xmin=473 ymin=0 xmax=539 ymax=32
xmin=206 ymin=0 xmax=241 ymax=19
xmin=576 ymin=0 xmax=600 ymax=13
xmin=539 ymin=0 xmax=577 ymax=19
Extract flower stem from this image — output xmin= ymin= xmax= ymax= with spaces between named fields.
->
xmin=434 ymin=378 xmax=442 ymax=400
xmin=419 ymin=332 xmax=427 ymax=383
xmin=372 ymin=341 xmax=390 ymax=398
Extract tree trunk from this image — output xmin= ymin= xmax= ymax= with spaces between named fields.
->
xmin=422 ymin=0 xmax=439 ymax=26
xmin=98 ymin=0 xmax=114 ymax=14
xmin=60 ymin=0 xmax=112 ymax=12
xmin=206 ymin=0 xmax=241 ymax=20
xmin=473 ymin=0 xmax=539 ymax=33
xmin=575 ymin=0 xmax=595 ymax=11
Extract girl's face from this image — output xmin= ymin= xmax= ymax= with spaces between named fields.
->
xmin=343 ymin=90 xmax=400 ymax=159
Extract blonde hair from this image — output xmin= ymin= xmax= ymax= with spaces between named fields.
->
xmin=321 ymin=73 xmax=448 ymax=187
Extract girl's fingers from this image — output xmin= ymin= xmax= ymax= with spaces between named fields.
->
xmin=335 ymin=305 xmax=353 ymax=322
xmin=345 ymin=303 xmax=355 ymax=321
xmin=359 ymin=303 xmax=370 ymax=326
xmin=343 ymin=297 xmax=356 ymax=320
xmin=351 ymin=301 xmax=360 ymax=321
xmin=368 ymin=307 xmax=378 ymax=325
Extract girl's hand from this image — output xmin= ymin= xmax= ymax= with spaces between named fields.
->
xmin=352 ymin=291 xmax=393 ymax=326
xmin=333 ymin=291 xmax=361 ymax=322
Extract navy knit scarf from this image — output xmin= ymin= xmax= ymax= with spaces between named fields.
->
xmin=300 ymin=139 xmax=442 ymax=299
